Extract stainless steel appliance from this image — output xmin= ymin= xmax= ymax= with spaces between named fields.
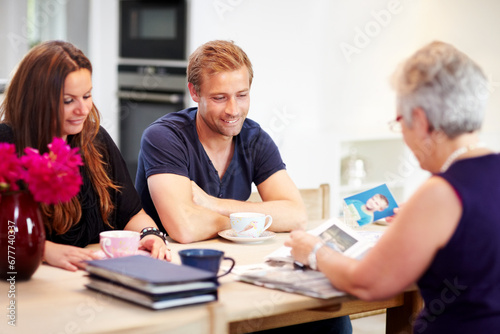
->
xmin=118 ymin=0 xmax=188 ymax=181
xmin=119 ymin=0 xmax=187 ymax=60
xmin=118 ymin=62 xmax=187 ymax=182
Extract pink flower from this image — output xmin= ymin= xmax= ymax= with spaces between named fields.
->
xmin=1 ymin=138 xmax=83 ymax=205
xmin=47 ymin=137 xmax=83 ymax=171
xmin=0 ymin=143 xmax=23 ymax=191
xmin=21 ymin=138 xmax=83 ymax=204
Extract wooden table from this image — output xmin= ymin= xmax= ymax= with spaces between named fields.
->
xmin=0 ymin=220 xmax=422 ymax=334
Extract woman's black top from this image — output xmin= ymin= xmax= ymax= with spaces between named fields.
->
xmin=0 ymin=124 xmax=142 ymax=247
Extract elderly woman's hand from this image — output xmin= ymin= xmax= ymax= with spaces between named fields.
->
xmin=140 ymin=235 xmax=172 ymax=261
xmin=284 ymin=230 xmax=323 ymax=267
xmin=385 ymin=203 xmax=404 ymax=223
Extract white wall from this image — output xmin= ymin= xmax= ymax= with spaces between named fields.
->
xmin=88 ymin=0 xmax=119 ymax=140
xmin=417 ymin=0 xmax=500 ymax=148
xmin=0 ymin=0 xmax=29 ymax=79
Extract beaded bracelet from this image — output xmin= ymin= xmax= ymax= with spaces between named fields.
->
xmin=140 ymin=227 xmax=169 ymax=245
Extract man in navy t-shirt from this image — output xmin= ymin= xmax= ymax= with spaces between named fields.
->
xmin=135 ymin=40 xmax=307 ymax=244
xmin=136 ymin=39 xmax=353 ymax=334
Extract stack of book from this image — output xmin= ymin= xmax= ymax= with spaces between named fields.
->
xmin=85 ymin=255 xmax=218 ymax=310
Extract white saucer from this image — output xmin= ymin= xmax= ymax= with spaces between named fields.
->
xmin=218 ymin=229 xmax=276 ymax=244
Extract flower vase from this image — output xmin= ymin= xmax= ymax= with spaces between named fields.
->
xmin=0 ymin=191 xmax=45 ymax=281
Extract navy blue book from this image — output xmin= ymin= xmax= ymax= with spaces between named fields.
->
xmin=86 ymin=275 xmax=218 ymax=310
xmin=85 ymin=255 xmax=218 ymax=294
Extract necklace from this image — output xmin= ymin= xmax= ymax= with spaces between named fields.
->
xmin=439 ymin=142 xmax=485 ymax=173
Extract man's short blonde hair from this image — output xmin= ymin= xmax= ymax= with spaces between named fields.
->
xmin=187 ymin=40 xmax=253 ymax=94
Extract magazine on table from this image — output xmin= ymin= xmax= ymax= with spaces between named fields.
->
xmin=265 ymin=218 xmax=382 ymax=264
xmin=234 ymin=261 xmax=345 ymax=299
xmin=235 ymin=218 xmax=384 ymax=299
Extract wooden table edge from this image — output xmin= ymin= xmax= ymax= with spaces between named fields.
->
xmin=227 ymin=287 xmax=422 ymax=334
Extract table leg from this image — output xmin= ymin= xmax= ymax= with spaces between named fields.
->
xmin=385 ymin=289 xmax=423 ymax=334
xmin=208 ymin=302 xmax=228 ymax=334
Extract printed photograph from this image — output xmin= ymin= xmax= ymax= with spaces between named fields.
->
xmin=343 ymin=184 xmax=398 ymax=226
xmin=319 ymin=224 xmax=358 ymax=253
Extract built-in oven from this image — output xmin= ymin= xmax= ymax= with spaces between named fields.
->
xmin=118 ymin=62 xmax=187 ymax=182
xmin=118 ymin=0 xmax=188 ymax=182
xmin=119 ymin=0 xmax=187 ymax=60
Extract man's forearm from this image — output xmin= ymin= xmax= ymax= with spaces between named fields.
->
xmin=208 ymin=197 xmax=307 ymax=232
xmin=159 ymin=204 xmax=231 ymax=244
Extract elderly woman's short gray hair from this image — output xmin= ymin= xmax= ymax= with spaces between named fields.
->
xmin=392 ymin=41 xmax=489 ymax=138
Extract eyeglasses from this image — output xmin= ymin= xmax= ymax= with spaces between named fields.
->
xmin=388 ymin=115 xmax=403 ymax=132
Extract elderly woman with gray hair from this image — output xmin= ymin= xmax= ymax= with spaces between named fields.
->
xmin=286 ymin=41 xmax=500 ymax=333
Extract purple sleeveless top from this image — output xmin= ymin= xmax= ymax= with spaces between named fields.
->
xmin=415 ymin=154 xmax=500 ymax=333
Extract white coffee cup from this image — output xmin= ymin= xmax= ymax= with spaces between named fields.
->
xmin=229 ymin=212 xmax=273 ymax=238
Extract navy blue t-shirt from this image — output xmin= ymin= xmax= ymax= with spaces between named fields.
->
xmin=135 ymin=107 xmax=286 ymax=232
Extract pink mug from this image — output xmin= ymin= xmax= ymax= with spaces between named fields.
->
xmin=99 ymin=231 xmax=140 ymax=258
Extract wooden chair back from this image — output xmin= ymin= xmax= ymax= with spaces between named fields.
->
xmin=248 ymin=183 xmax=330 ymax=220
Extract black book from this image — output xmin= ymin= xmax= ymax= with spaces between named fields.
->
xmin=85 ymin=255 xmax=218 ymax=295
xmin=86 ymin=274 xmax=218 ymax=310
